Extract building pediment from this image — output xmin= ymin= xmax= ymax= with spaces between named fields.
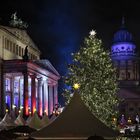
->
xmin=34 ymin=60 xmax=60 ymax=77
xmin=0 ymin=25 xmax=40 ymax=52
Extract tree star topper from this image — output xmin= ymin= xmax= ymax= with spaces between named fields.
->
xmin=89 ymin=30 xmax=96 ymax=36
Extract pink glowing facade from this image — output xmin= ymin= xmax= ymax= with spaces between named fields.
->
xmin=0 ymin=59 xmax=60 ymax=117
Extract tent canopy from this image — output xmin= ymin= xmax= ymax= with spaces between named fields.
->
xmin=27 ymin=111 xmax=42 ymax=130
xmin=31 ymin=93 xmax=119 ymax=139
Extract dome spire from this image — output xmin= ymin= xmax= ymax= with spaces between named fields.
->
xmin=121 ymin=16 xmax=125 ymax=28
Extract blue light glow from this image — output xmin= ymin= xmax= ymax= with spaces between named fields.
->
xmin=111 ymin=42 xmax=136 ymax=57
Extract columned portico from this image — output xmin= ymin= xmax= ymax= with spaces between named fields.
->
xmin=2 ymin=60 xmax=60 ymax=117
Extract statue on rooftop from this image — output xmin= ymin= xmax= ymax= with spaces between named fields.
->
xmin=9 ymin=12 xmax=28 ymax=29
xmin=22 ymin=46 xmax=29 ymax=62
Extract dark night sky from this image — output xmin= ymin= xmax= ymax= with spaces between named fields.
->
xmin=0 ymin=0 xmax=140 ymax=103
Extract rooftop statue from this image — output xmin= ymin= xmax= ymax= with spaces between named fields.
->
xmin=22 ymin=46 xmax=29 ymax=61
xmin=9 ymin=12 xmax=28 ymax=29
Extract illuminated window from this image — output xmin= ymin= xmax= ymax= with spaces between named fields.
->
xmin=5 ymin=78 xmax=10 ymax=92
xmin=14 ymin=80 xmax=19 ymax=93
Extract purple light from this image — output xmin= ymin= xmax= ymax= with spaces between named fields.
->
xmin=6 ymin=95 xmax=10 ymax=107
xmin=111 ymin=42 xmax=136 ymax=57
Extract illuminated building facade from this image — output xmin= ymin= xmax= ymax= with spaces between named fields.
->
xmin=0 ymin=25 xmax=60 ymax=117
xmin=111 ymin=19 xmax=140 ymax=121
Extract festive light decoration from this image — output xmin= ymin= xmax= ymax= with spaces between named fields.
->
xmin=89 ymin=30 xmax=96 ymax=36
xmin=127 ymin=117 xmax=132 ymax=124
xmin=12 ymin=104 xmax=16 ymax=109
xmin=20 ymin=106 xmax=23 ymax=109
xmin=6 ymin=109 xmax=8 ymax=113
xmin=73 ymin=83 xmax=80 ymax=90
xmin=63 ymin=30 xmax=119 ymax=127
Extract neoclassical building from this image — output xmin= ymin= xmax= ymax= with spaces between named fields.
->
xmin=0 ymin=25 xmax=60 ymax=117
xmin=111 ymin=19 xmax=140 ymax=121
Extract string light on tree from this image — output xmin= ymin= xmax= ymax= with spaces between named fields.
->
xmin=63 ymin=29 xmax=119 ymax=127
xmin=73 ymin=83 xmax=80 ymax=90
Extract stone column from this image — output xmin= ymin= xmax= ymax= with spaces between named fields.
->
xmin=30 ymin=75 xmax=36 ymax=115
xmin=43 ymin=79 xmax=49 ymax=115
xmin=38 ymin=78 xmax=43 ymax=116
xmin=53 ymin=84 xmax=58 ymax=106
xmin=10 ymin=76 xmax=14 ymax=112
xmin=0 ymin=73 xmax=6 ymax=117
xmin=23 ymin=72 xmax=29 ymax=116
xmin=48 ymin=85 xmax=54 ymax=115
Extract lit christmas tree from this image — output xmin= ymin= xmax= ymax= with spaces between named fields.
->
xmin=63 ymin=30 xmax=119 ymax=127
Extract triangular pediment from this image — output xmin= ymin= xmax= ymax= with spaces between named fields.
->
xmin=0 ymin=25 xmax=40 ymax=51
xmin=34 ymin=59 xmax=60 ymax=77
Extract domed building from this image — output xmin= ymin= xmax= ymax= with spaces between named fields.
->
xmin=111 ymin=18 xmax=140 ymax=121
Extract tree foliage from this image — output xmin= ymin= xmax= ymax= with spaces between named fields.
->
xmin=63 ymin=31 xmax=119 ymax=127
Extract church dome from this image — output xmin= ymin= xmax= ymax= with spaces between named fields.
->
xmin=111 ymin=18 xmax=136 ymax=58
xmin=113 ymin=28 xmax=133 ymax=43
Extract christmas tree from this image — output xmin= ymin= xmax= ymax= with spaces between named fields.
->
xmin=63 ymin=30 xmax=119 ymax=127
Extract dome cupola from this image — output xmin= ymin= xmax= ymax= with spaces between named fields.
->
xmin=111 ymin=17 xmax=136 ymax=59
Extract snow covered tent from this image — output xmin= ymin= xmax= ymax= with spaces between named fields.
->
xmin=0 ymin=112 xmax=16 ymax=130
xmin=26 ymin=114 xmax=32 ymax=124
xmin=49 ymin=113 xmax=56 ymax=123
xmin=31 ymin=93 xmax=119 ymax=140
xmin=27 ymin=111 xmax=42 ymax=130
xmin=41 ymin=114 xmax=50 ymax=128
xmin=14 ymin=113 xmax=26 ymax=125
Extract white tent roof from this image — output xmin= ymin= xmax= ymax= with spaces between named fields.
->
xmin=14 ymin=113 xmax=26 ymax=126
xmin=41 ymin=114 xmax=50 ymax=128
xmin=31 ymin=93 xmax=118 ymax=139
xmin=26 ymin=114 xmax=32 ymax=124
xmin=49 ymin=114 xmax=57 ymax=123
xmin=27 ymin=111 xmax=42 ymax=130
xmin=0 ymin=113 xmax=16 ymax=130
